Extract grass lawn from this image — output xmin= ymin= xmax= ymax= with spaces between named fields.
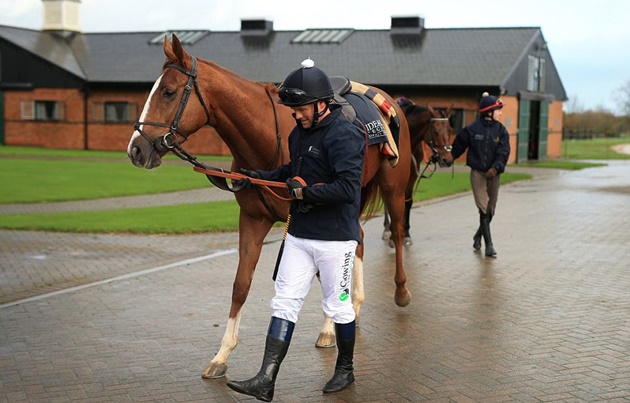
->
xmin=0 ymin=158 xmax=212 ymax=203
xmin=0 ymin=201 xmax=242 ymax=234
xmin=2 ymin=136 xmax=627 ymax=234
xmin=0 ymin=170 xmax=530 ymax=233
xmin=560 ymin=136 xmax=630 ymax=160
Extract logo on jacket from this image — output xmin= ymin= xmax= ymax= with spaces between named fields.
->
xmin=308 ymin=145 xmax=320 ymax=155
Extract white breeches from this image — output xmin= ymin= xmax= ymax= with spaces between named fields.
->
xmin=271 ymin=234 xmax=357 ymax=324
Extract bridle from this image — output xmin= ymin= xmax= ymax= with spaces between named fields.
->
xmin=132 ymin=55 xmax=287 ymax=221
xmin=425 ymin=116 xmax=453 ymax=165
xmin=133 ymin=56 xmax=283 ymax=175
xmin=413 ymin=113 xmax=453 ymax=185
xmin=134 ymin=57 xmax=211 ymax=160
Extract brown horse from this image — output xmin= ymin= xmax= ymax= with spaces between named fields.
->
xmin=127 ymin=35 xmax=411 ymax=379
xmin=382 ymin=98 xmax=454 ymax=245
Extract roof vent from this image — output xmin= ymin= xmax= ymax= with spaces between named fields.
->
xmin=291 ymin=29 xmax=353 ymax=44
xmin=390 ymin=16 xmax=424 ymax=36
xmin=241 ymin=19 xmax=273 ymax=37
xmin=149 ymin=31 xmax=209 ymax=45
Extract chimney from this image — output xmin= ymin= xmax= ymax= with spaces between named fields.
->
xmin=240 ymin=19 xmax=273 ymax=37
xmin=390 ymin=16 xmax=424 ymax=36
xmin=42 ymin=0 xmax=81 ymax=37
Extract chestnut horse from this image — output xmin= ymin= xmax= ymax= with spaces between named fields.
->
xmin=127 ymin=35 xmax=411 ymax=379
xmin=382 ymin=99 xmax=454 ymax=246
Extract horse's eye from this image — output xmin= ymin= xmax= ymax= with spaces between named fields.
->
xmin=163 ymin=88 xmax=177 ymax=99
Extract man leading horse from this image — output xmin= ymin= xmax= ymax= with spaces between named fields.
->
xmin=227 ymin=59 xmax=364 ymax=401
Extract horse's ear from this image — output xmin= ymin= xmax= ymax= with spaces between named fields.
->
xmin=170 ymin=34 xmax=191 ymax=69
xmin=446 ymin=103 xmax=454 ymax=118
xmin=163 ymin=35 xmax=176 ymax=63
xmin=427 ymin=104 xmax=436 ymax=115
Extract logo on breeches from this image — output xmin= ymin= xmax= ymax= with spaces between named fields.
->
xmin=339 ymin=251 xmax=353 ymax=301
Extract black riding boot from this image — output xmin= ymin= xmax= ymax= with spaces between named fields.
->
xmin=480 ymin=214 xmax=497 ymax=257
xmin=323 ymin=320 xmax=356 ymax=393
xmin=473 ymin=227 xmax=482 ymax=250
xmin=227 ymin=317 xmax=294 ymax=402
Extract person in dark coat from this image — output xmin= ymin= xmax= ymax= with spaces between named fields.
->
xmin=451 ymin=92 xmax=511 ymax=257
xmin=227 ymin=59 xmax=365 ymax=401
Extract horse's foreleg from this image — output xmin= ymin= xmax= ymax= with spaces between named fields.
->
xmin=382 ymin=206 xmax=391 ymax=240
xmin=201 ymin=211 xmax=272 ymax=378
xmin=403 ymin=198 xmax=414 ymax=246
xmin=202 ymin=310 xmax=243 ymax=378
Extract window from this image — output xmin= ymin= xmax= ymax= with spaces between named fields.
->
xmin=437 ymin=108 xmax=465 ymax=134
xmin=20 ymin=101 xmax=64 ymax=121
xmin=528 ymin=55 xmax=546 ymax=92
xmin=91 ymin=101 xmax=136 ymax=123
xmin=105 ymin=102 xmax=131 ymax=123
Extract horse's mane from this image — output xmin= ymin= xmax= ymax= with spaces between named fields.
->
xmin=404 ymin=104 xmax=430 ymax=117
xmin=263 ymin=83 xmax=279 ymax=95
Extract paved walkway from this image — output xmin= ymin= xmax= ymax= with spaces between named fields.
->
xmin=1 ymin=161 xmax=630 ymax=402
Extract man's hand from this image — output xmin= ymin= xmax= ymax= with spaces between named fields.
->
xmin=240 ymin=168 xmax=261 ymax=179
xmin=233 ymin=168 xmax=261 ymax=189
xmin=485 ymin=167 xmax=497 ymax=179
xmin=286 ymin=177 xmax=307 ymax=200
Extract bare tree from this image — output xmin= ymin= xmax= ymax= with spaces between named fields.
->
xmin=618 ymin=78 xmax=630 ymax=117
xmin=564 ymin=94 xmax=584 ymax=114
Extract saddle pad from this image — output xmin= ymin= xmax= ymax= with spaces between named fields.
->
xmin=332 ymin=85 xmax=400 ymax=166
xmin=349 ymin=82 xmax=400 ymax=166
xmin=342 ymin=92 xmax=389 ymax=145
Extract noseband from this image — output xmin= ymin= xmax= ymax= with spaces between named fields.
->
xmin=134 ymin=57 xmax=211 ymax=153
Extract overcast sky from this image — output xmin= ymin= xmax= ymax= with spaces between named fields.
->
xmin=1 ymin=0 xmax=629 ymax=114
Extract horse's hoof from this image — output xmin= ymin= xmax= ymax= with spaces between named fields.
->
xmin=201 ymin=362 xmax=228 ymax=379
xmin=388 ymin=239 xmax=395 ymax=248
xmin=403 ymin=237 xmax=413 ymax=246
xmin=316 ymin=332 xmax=336 ymax=348
xmin=382 ymin=230 xmax=391 ymax=241
xmin=395 ymin=289 xmax=412 ymax=307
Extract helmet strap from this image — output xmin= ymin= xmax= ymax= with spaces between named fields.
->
xmin=311 ymin=101 xmax=329 ymax=127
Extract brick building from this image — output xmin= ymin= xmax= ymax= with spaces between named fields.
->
xmin=0 ymin=0 xmax=567 ymax=162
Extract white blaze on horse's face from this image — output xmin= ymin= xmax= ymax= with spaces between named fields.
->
xmin=127 ymin=74 xmax=164 ymax=157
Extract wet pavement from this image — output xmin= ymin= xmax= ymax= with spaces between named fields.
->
xmin=1 ymin=161 xmax=630 ymax=402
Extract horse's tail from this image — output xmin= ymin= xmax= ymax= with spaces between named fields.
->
xmin=360 ymin=179 xmax=383 ymax=222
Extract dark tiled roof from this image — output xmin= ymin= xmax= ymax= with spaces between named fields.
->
xmin=0 ymin=24 xmax=543 ymax=88
xmin=0 ymin=25 xmax=86 ymax=79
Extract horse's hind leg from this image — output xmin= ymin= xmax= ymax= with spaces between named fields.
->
xmin=316 ymin=315 xmax=336 ymax=348
xmin=352 ymin=233 xmax=365 ymax=323
xmin=315 ymin=236 xmax=365 ymax=348
xmin=388 ymin=199 xmax=413 ymax=247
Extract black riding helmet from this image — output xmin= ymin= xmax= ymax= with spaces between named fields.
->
xmin=278 ymin=59 xmax=334 ymax=106
xmin=478 ymin=92 xmax=503 ymax=117
xmin=278 ymin=59 xmax=334 ymax=128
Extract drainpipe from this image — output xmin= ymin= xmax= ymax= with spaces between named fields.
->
xmin=82 ymin=84 xmax=89 ymax=150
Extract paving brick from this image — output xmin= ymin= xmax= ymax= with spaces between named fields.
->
xmin=2 ymin=162 xmax=630 ymax=401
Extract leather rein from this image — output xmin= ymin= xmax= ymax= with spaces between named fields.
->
xmin=133 ymin=57 xmax=292 ymax=213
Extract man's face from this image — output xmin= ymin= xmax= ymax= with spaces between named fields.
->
xmin=291 ymin=103 xmax=316 ymax=129
xmin=492 ymin=108 xmax=503 ymax=121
